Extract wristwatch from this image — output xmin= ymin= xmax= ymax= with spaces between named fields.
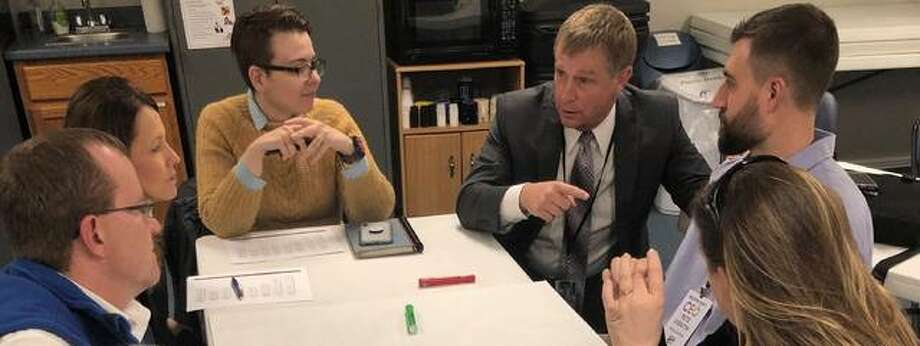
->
xmin=339 ymin=135 xmax=366 ymax=164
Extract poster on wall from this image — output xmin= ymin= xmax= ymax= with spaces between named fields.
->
xmin=180 ymin=0 xmax=236 ymax=50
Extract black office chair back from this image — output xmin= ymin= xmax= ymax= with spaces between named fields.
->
xmin=816 ymin=92 xmax=838 ymax=134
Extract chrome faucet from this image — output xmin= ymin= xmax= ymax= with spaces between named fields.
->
xmin=74 ymin=0 xmax=110 ymax=33
xmin=81 ymin=0 xmax=94 ymax=26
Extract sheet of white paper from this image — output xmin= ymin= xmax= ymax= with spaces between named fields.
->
xmin=206 ymin=281 xmax=607 ymax=346
xmin=838 ymin=161 xmax=902 ymax=178
xmin=225 ymin=228 xmax=346 ymax=264
xmin=180 ymin=0 xmax=235 ymax=49
xmin=186 ymin=268 xmax=312 ymax=311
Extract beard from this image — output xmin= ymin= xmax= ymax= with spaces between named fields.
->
xmin=718 ymin=98 xmax=766 ymax=156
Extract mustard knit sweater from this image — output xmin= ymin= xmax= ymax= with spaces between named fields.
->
xmin=195 ymin=94 xmax=395 ymax=237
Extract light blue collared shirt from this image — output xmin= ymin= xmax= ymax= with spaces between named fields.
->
xmin=233 ymin=90 xmax=369 ymax=191
xmin=662 ymin=129 xmax=874 ymax=345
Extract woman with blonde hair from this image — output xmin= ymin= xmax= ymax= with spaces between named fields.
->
xmin=602 ymin=156 xmax=917 ymax=346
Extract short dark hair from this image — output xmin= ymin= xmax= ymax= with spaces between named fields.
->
xmin=231 ymin=3 xmax=313 ymax=90
xmin=731 ymin=3 xmax=839 ymax=110
xmin=64 ymin=76 xmax=158 ymax=148
xmin=0 ymin=128 xmax=127 ymax=271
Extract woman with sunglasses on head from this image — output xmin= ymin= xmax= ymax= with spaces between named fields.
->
xmin=64 ymin=76 xmax=199 ymax=345
xmin=601 ymin=157 xmax=918 ymax=346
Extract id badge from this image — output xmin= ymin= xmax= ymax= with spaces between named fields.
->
xmin=663 ymin=288 xmax=714 ymax=346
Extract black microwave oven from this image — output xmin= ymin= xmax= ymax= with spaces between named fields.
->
xmin=385 ymin=0 xmax=518 ymax=64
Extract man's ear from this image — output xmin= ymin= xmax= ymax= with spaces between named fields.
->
xmin=763 ymin=76 xmax=787 ymax=113
xmin=248 ymin=65 xmax=266 ymax=92
xmin=616 ymin=66 xmax=633 ymax=88
xmin=76 ymin=215 xmax=106 ymax=258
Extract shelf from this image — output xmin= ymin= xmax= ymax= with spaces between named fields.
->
xmin=402 ymin=124 xmax=491 ymax=135
xmin=388 ymin=58 xmax=524 ymax=216
xmin=391 ymin=59 xmax=525 ymax=73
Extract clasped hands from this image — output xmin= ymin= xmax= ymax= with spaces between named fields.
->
xmin=602 ymin=249 xmax=665 ymax=346
xmin=252 ymin=117 xmax=354 ymax=165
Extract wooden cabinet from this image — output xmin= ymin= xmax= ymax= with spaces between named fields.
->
xmin=390 ymin=59 xmax=525 ymax=216
xmin=14 ymin=54 xmax=187 ymax=220
xmin=461 ymin=130 xmax=489 ymax=178
xmin=403 ymin=133 xmax=462 ymax=216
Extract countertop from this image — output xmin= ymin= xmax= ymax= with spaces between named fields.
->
xmin=4 ymin=30 xmax=170 ymax=61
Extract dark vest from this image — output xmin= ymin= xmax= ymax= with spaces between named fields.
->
xmin=0 ymin=259 xmax=139 ymax=346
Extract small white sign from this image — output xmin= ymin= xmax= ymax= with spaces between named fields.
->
xmin=663 ymin=288 xmax=713 ymax=346
xmin=180 ymin=0 xmax=236 ymax=50
xmin=224 ymin=228 xmax=346 ymax=264
xmin=654 ymin=32 xmax=683 ymax=47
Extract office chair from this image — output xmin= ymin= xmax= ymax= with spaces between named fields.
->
xmin=816 ymin=92 xmax=838 ymax=134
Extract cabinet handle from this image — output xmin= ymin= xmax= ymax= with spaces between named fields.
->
xmin=448 ymin=155 xmax=456 ymax=178
xmin=469 ymin=153 xmax=476 ymax=169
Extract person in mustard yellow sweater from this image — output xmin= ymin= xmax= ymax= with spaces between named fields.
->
xmin=196 ymin=4 xmax=394 ymax=238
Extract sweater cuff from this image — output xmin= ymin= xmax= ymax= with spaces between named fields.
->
xmin=341 ymin=157 xmax=369 ymax=180
xmin=233 ymin=162 xmax=266 ymax=191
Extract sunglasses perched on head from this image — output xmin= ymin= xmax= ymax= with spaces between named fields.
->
xmin=704 ymin=155 xmax=787 ymax=222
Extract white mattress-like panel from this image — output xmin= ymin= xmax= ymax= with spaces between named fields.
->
xmin=689 ymin=3 xmax=920 ymax=70
xmin=701 ymin=46 xmax=920 ymax=72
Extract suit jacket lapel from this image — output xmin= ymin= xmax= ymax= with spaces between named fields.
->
xmin=613 ymin=90 xmax=639 ymax=219
xmin=537 ymin=85 xmax=563 ymax=181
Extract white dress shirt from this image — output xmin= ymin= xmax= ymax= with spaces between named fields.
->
xmin=0 ymin=275 xmax=151 ymax=346
xmin=500 ymin=104 xmax=617 ymax=277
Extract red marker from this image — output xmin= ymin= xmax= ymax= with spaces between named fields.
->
xmin=418 ymin=274 xmax=476 ymax=288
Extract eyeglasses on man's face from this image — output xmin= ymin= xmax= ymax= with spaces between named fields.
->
xmin=94 ymin=201 xmax=157 ymax=219
xmin=74 ymin=201 xmax=157 ymax=238
xmin=258 ymin=57 xmax=326 ymax=81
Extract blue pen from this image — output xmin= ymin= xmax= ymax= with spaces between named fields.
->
xmin=230 ymin=277 xmax=243 ymax=300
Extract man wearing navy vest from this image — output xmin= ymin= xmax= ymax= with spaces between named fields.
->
xmin=0 ymin=128 xmax=162 ymax=345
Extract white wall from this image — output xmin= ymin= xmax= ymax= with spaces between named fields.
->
xmin=648 ymin=0 xmax=914 ymax=31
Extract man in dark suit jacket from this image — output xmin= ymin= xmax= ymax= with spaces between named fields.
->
xmin=455 ymin=4 xmax=710 ymax=332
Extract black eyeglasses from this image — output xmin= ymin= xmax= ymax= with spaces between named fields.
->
xmin=257 ymin=57 xmax=326 ymax=81
xmin=93 ymin=201 xmax=157 ymax=219
xmin=704 ymin=155 xmax=786 ymax=222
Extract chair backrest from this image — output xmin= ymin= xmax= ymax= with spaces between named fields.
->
xmin=816 ymin=92 xmax=838 ymax=134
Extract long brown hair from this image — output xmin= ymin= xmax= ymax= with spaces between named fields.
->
xmin=692 ymin=160 xmax=917 ymax=345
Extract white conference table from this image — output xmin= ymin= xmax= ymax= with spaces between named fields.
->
xmin=196 ymin=214 xmax=607 ymax=346
xmin=873 ymin=243 xmax=920 ymax=303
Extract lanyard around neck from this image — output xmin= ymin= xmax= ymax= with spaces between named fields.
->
xmin=561 ymin=127 xmax=616 ymax=243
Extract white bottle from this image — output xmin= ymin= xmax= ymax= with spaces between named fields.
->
xmin=448 ymin=103 xmax=459 ymax=128
xmin=436 ymin=102 xmax=447 ymax=127
xmin=400 ymin=77 xmax=413 ymax=129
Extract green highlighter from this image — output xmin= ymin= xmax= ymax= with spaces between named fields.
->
xmin=404 ymin=304 xmax=418 ymax=335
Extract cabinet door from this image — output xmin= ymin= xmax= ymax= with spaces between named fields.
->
xmin=461 ymin=130 xmax=489 ymax=179
xmin=27 ymin=102 xmax=69 ymax=134
xmin=403 ymin=133 xmax=462 ymax=216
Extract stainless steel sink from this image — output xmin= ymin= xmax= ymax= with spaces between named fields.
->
xmin=43 ymin=32 xmax=132 ymax=47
